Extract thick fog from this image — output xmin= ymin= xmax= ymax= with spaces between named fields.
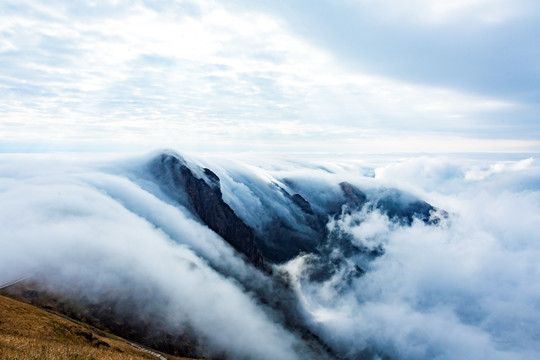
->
xmin=274 ymin=156 xmax=540 ymax=360
xmin=0 ymin=153 xmax=308 ymax=360
xmin=1 ymin=152 xmax=539 ymax=359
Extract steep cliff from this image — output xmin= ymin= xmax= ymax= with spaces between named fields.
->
xmin=149 ymin=153 xmax=266 ymax=269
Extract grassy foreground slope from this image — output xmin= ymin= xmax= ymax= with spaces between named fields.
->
xmin=0 ymin=294 xmax=198 ymax=360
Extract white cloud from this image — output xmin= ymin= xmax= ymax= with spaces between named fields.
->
xmin=351 ymin=0 xmax=535 ymax=25
xmin=0 ymin=153 xmax=310 ymax=360
xmin=2 ymin=151 xmax=540 ymax=359
xmin=278 ymin=155 xmax=540 ymax=359
xmin=464 ymin=157 xmax=535 ymax=180
xmin=0 ymin=0 xmax=529 ymax=153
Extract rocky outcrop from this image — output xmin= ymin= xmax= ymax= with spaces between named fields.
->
xmin=149 ymin=153 xmax=266 ymax=269
xmin=181 ymin=165 xmax=266 ymax=269
xmin=339 ymin=182 xmax=367 ymax=212
xmin=338 ymin=182 xmax=443 ymax=225
xmin=374 ymin=189 xmax=444 ymax=225
xmin=247 ymin=183 xmax=327 ymax=263
xmin=148 ymin=152 xmax=445 ymax=267
xmin=291 ymin=193 xmax=314 ymax=215
xmin=377 ymin=197 xmax=434 ymax=225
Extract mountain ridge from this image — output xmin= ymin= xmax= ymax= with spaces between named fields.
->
xmin=0 ymin=151 xmax=449 ymax=360
xmin=148 ymin=151 xmax=446 ymax=267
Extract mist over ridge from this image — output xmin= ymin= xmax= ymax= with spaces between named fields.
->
xmin=3 ymin=1 xmax=540 ymax=358
xmin=1 ymin=150 xmax=539 ymax=360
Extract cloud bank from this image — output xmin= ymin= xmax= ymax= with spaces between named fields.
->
xmin=1 ymin=151 xmax=540 ymax=359
xmin=276 ymin=155 xmax=540 ymax=359
xmin=0 ymin=153 xmax=312 ymax=360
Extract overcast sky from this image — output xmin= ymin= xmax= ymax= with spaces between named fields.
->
xmin=1 ymin=0 xmax=539 ymax=154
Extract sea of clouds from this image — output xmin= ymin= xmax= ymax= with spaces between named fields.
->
xmin=1 ymin=152 xmax=539 ymax=360
xmin=274 ymin=155 xmax=540 ymax=360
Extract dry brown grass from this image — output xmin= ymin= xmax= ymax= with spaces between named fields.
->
xmin=0 ymin=294 xmax=199 ymax=360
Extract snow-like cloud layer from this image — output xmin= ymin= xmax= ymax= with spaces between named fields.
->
xmin=1 ymin=151 xmax=540 ymax=359
xmin=277 ymin=155 xmax=540 ymax=359
xmin=0 ymin=153 xmax=310 ymax=360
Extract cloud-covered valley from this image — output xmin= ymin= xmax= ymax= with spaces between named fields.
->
xmin=1 ymin=151 xmax=539 ymax=359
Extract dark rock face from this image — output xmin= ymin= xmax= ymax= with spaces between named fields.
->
xmin=203 ymin=167 xmax=220 ymax=187
xmin=149 ymin=153 xmax=266 ymax=269
xmin=291 ymin=193 xmax=314 ymax=215
xmin=377 ymin=197 xmax=434 ymax=225
xmin=374 ymin=189 xmax=443 ymax=225
xmin=180 ymin=164 xmax=266 ymax=269
xmin=337 ymin=182 xmax=443 ymax=225
xmin=251 ymin=184 xmax=327 ymax=263
xmin=255 ymin=217 xmax=321 ymax=264
xmin=339 ymin=182 xmax=367 ymax=212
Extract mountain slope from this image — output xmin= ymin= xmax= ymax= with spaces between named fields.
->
xmin=0 ymin=151 xmax=456 ymax=360
xmin=0 ymin=293 xmax=200 ymax=360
